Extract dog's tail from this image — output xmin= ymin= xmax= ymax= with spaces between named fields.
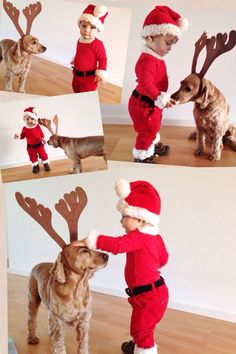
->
xmin=223 ymin=124 xmax=236 ymax=151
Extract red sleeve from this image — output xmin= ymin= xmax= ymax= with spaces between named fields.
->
xmin=20 ymin=127 xmax=26 ymax=139
xmin=96 ymin=231 xmax=143 ymax=255
xmin=95 ymin=40 xmax=107 ymax=70
xmin=37 ymin=125 xmax=44 ymax=139
xmin=136 ymin=57 xmax=162 ymax=100
xmin=158 ymin=236 xmax=169 ymax=267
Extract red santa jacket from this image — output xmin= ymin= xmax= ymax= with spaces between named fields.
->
xmin=96 ymin=230 xmax=168 ymax=288
xmin=73 ymin=38 xmax=107 ymax=72
xmin=134 ymin=50 xmax=168 ymax=102
xmin=20 ymin=124 xmax=44 ymax=145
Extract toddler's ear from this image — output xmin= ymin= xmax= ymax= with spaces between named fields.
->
xmin=145 ymin=35 xmax=153 ymax=45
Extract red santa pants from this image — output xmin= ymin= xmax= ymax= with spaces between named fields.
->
xmin=128 ymin=95 xmax=162 ymax=152
xmin=128 ymin=284 xmax=169 ymax=348
xmin=27 ymin=144 xmax=48 ymax=165
xmin=72 ymin=74 xmax=98 ymax=93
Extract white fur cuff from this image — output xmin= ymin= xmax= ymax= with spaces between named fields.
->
xmin=86 ymin=230 xmax=100 ymax=250
xmin=155 ymin=92 xmax=170 ymax=109
xmin=134 ymin=343 xmax=157 ymax=354
xmin=95 ymin=69 xmax=108 ymax=79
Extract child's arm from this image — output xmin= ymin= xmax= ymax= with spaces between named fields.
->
xmin=95 ymin=40 xmax=107 ymax=85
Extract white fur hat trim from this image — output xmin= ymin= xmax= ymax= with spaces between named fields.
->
xmin=117 ymin=199 xmax=160 ymax=228
xmin=142 ymin=23 xmax=182 ymax=39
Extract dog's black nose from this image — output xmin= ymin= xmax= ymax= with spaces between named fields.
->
xmin=103 ymin=253 xmax=109 ymax=262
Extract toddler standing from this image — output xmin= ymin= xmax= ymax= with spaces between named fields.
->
xmin=71 ymin=4 xmax=108 ymax=93
xmin=14 ymin=107 xmax=50 ymax=173
xmin=129 ymin=6 xmax=188 ymax=163
xmin=73 ymin=178 xmax=169 ymax=354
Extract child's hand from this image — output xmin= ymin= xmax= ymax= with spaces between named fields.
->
xmin=14 ymin=133 xmax=20 ymax=139
xmin=165 ymin=98 xmax=177 ymax=108
xmin=71 ymin=239 xmax=87 ymax=247
xmin=95 ymin=75 xmax=105 ymax=86
xmin=41 ymin=139 xmax=46 ymax=144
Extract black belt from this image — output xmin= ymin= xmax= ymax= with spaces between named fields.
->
xmin=132 ymin=89 xmax=155 ymax=107
xmin=125 ymin=276 xmax=165 ymax=297
xmin=72 ymin=66 xmax=96 ymax=77
xmin=27 ymin=141 xmax=42 ymax=149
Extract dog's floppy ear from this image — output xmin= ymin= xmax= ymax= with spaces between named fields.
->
xmin=50 ymin=252 xmax=66 ymax=284
xmin=195 ymin=78 xmax=213 ymax=109
xmin=10 ymin=40 xmax=21 ymax=61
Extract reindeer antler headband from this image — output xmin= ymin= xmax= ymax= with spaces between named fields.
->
xmin=3 ymin=0 xmax=42 ymax=37
xmin=15 ymin=187 xmax=88 ymax=249
xmin=191 ymin=30 xmax=236 ymax=78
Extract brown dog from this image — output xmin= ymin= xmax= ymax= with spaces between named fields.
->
xmin=171 ymin=31 xmax=236 ymax=161
xmin=0 ymin=0 xmax=46 ymax=93
xmin=0 ymin=35 xmax=46 ymax=93
xmin=15 ymin=187 xmax=108 ymax=354
xmin=28 ymin=244 xmax=108 ymax=354
xmin=39 ymin=116 xmax=107 ymax=173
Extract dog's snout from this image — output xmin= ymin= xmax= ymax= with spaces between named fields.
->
xmin=42 ymin=46 xmax=47 ymax=52
xmin=103 ymin=253 xmax=109 ymax=262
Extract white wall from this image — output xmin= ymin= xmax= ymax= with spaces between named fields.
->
xmin=0 ymin=0 xmax=132 ymax=87
xmin=0 ymin=91 xmax=103 ymax=168
xmin=99 ymin=0 xmax=236 ymax=126
xmin=6 ymin=161 xmax=236 ymax=323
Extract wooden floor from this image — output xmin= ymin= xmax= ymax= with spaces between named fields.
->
xmin=8 ymin=273 xmax=236 ymax=354
xmin=1 ymin=156 xmax=107 ymax=183
xmin=0 ymin=56 xmax=122 ymax=104
xmin=103 ymin=125 xmax=236 ymax=167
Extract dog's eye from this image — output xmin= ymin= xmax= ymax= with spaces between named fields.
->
xmin=32 ymin=40 xmax=37 ymax=45
xmin=185 ymin=86 xmax=192 ymax=92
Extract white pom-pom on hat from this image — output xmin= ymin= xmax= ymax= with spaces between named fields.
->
xmin=115 ymin=179 xmax=131 ymax=199
xmin=178 ymin=18 xmax=189 ymax=31
xmin=93 ymin=5 xmax=107 ymax=18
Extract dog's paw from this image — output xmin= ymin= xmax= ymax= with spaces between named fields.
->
xmin=27 ymin=335 xmax=40 ymax=344
xmin=208 ymin=152 xmax=221 ymax=161
xmin=195 ymin=149 xmax=204 ymax=156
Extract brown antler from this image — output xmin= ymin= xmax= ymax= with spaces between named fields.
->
xmin=23 ymin=2 xmax=42 ymax=35
xmin=55 ymin=187 xmax=88 ymax=243
xmin=191 ymin=31 xmax=208 ymax=74
xmin=3 ymin=0 xmax=24 ymax=37
xmin=192 ymin=30 xmax=236 ymax=78
xmin=15 ymin=192 xmax=66 ymax=249
xmin=199 ymin=30 xmax=236 ymax=78
xmin=38 ymin=114 xmax=58 ymax=135
xmin=38 ymin=118 xmax=55 ymax=135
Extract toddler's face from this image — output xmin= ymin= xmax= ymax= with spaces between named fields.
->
xmin=120 ymin=215 xmax=145 ymax=233
xmin=24 ymin=115 xmax=37 ymax=128
xmin=146 ymin=34 xmax=178 ymax=56
xmin=79 ymin=20 xmax=98 ymax=40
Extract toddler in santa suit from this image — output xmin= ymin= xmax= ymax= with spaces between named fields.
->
xmin=71 ymin=4 xmax=108 ymax=93
xmin=14 ymin=107 xmax=50 ymax=174
xmin=73 ymin=178 xmax=169 ymax=354
xmin=129 ymin=6 xmax=189 ymax=163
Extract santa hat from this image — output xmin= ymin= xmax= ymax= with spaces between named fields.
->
xmin=78 ymin=4 xmax=108 ymax=32
xmin=115 ymin=179 xmax=161 ymax=235
xmin=141 ymin=5 xmax=189 ymax=39
xmin=23 ymin=107 xmax=39 ymax=120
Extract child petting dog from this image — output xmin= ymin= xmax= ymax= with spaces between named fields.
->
xmin=73 ymin=179 xmax=169 ymax=354
xmin=14 ymin=107 xmax=50 ymax=174
xmin=71 ymin=4 xmax=108 ymax=93
xmin=129 ymin=6 xmax=188 ymax=163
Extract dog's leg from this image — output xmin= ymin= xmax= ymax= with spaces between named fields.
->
xmin=76 ymin=320 xmax=90 ymax=354
xmin=69 ymin=156 xmax=81 ymax=174
xmin=208 ymin=135 xmax=223 ymax=161
xmin=51 ymin=317 xmax=66 ymax=354
xmin=5 ymin=68 xmax=13 ymax=92
xmin=27 ymin=275 xmax=41 ymax=345
xmin=195 ymin=129 xmax=205 ymax=156
xmin=18 ymin=72 xmax=28 ymax=93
